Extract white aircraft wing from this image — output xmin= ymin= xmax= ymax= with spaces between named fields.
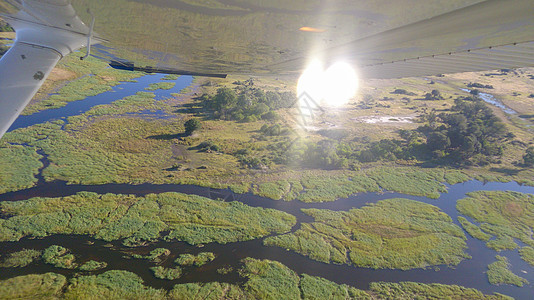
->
xmin=0 ymin=42 xmax=61 ymax=138
xmin=0 ymin=0 xmax=101 ymax=138
xmin=0 ymin=0 xmax=533 ymax=138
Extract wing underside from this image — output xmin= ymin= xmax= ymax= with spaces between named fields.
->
xmin=0 ymin=42 xmax=61 ymax=138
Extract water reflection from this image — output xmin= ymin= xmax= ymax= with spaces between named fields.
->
xmin=1 ymin=180 xmax=533 ymax=298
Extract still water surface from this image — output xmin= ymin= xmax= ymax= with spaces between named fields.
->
xmin=1 ymin=74 xmax=533 ymax=298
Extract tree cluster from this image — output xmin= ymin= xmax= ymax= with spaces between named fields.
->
xmin=199 ymin=85 xmax=296 ymax=122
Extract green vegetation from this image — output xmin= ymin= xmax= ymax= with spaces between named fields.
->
xmin=518 ymin=246 xmax=534 ymax=267
xmin=0 ymin=258 xmax=509 ymax=299
xmin=162 ymin=74 xmax=180 ymax=80
xmin=487 ymin=255 xmax=528 ymax=287
xmin=0 ymin=192 xmax=296 ymax=245
xmin=486 ymin=236 xmax=518 ymax=252
xmin=174 ymin=252 xmax=215 ymax=267
xmin=0 ymin=273 xmax=66 ymax=300
xmin=239 ymin=257 xmax=302 ymax=299
xmin=145 ymin=81 xmax=176 ymax=91
xmin=23 ymin=53 xmax=143 ymax=115
xmin=168 ymin=282 xmax=244 ymax=299
xmin=0 ymin=19 xmax=13 ymax=32
xmin=134 ymin=248 xmax=171 ymax=262
xmin=196 ymin=83 xmax=296 ymax=122
xmin=366 ymin=167 xmax=450 ymax=199
xmin=184 ymin=118 xmax=201 ymax=135
xmin=458 ymin=216 xmax=492 ymax=241
xmin=300 ymin=274 xmax=369 ymax=299
xmin=64 ymin=270 xmax=166 ymax=299
xmin=0 ymin=249 xmax=41 ymax=268
xmin=150 ymin=266 xmax=182 ymax=280
xmin=523 ymin=146 xmax=534 ymax=166
xmin=357 ymin=95 xmax=508 ymax=165
xmin=79 ymin=260 xmax=108 ymax=271
xmin=0 ymin=144 xmax=43 ymax=194
xmin=216 ymin=266 xmax=233 ymax=275
xmin=42 ymin=245 xmax=77 ymax=269
xmin=265 ymin=198 xmax=469 ymax=270
xmin=369 ymin=281 xmax=511 ymax=300
xmin=456 ymin=191 xmax=534 ymax=250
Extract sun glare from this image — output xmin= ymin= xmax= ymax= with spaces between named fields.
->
xmin=297 ymin=60 xmax=359 ymax=107
xmin=323 ymin=62 xmax=359 ymax=106
xmin=297 ymin=60 xmax=324 ymax=108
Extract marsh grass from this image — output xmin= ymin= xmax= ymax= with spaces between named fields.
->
xmin=145 ymin=82 xmax=176 ymax=91
xmin=487 ymin=255 xmax=528 ymax=287
xmin=23 ymin=53 xmax=143 ymax=115
xmin=265 ymin=198 xmax=469 ymax=270
xmin=0 ymin=249 xmax=41 ymax=268
xmin=458 ymin=216 xmax=492 ymax=241
xmin=42 ymin=245 xmax=77 ymax=269
xmin=174 ymin=252 xmax=215 ymax=267
xmin=64 ymin=270 xmax=166 ymax=299
xmin=369 ymin=281 xmax=512 ymax=299
xmin=150 ymin=266 xmax=182 ymax=280
xmin=519 ymin=246 xmax=534 ymax=266
xmin=134 ymin=248 xmax=171 ymax=263
xmin=0 ymin=273 xmax=66 ymax=299
xmin=0 ymin=144 xmax=43 ymax=194
xmin=0 ymin=258 xmax=510 ymax=299
xmin=0 ymin=192 xmax=296 ymax=245
xmin=79 ymin=260 xmax=108 ymax=271
xmin=457 ymin=191 xmax=534 ymax=253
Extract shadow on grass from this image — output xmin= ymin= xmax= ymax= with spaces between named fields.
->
xmin=489 ymin=167 xmax=522 ymax=176
xmin=147 ymin=132 xmax=187 ymax=140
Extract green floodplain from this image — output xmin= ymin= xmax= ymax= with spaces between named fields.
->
xmin=0 ymin=258 xmax=513 ymax=300
xmin=1 ymin=31 xmax=534 ymax=298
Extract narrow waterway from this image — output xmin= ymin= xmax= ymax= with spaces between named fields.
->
xmin=1 ymin=74 xmax=533 ymax=298
xmin=0 ymin=180 xmax=533 ymax=298
xmin=8 ymin=73 xmax=193 ymax=132
xmin=460 ymin=88 xmax=518 ymax=115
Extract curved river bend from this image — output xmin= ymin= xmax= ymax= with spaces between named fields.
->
xmin=1 ymin=74 xmax=533 ymax=299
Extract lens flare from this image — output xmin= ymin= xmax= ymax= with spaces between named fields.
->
xmin=297 ymin=60 xmax=359 ymax=107
xmin=297 ymin=60 xmax=324 ymax=107
xmin=323 ymin=62 xmax=359 ymax=106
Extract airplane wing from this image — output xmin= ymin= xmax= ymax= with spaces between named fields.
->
xmin=0 ymin=0 xmax=533 ymax=138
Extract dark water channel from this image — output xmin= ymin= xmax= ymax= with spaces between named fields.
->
xmin=1 ymin=180 xmax=533 ymax=299
xmin=1 ymin=75 xmax=534 ymax=298
xmin=8 ymin=73 xmax=193 ymax=132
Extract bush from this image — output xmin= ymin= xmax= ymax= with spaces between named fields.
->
xmin=523 ymin=146 xmax=534 ymax=166
xmin=184 ymin=118 xmax=201 ymax=135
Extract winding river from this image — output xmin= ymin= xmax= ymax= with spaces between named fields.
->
xmin=1 ymin=75 xmax=533 ymax=299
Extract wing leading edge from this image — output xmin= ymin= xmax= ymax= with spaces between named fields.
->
xmin=0 ymin=0 xmax=533 ymax=139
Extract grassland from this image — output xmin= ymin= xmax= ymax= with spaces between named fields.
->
xmin=0 ymin=258 xmax=510 ymax=299
xmin=0 ymin=191 xmax=296 ymax=245
xmin=458 ymin=216 xmax=492 ymax=241
xmin=151 ymin=266 xmax=182 ymax=280
xmin=456 ymin=191 xmax=534 ymax=253
xmin=0 ymin=143 xmax=43 ymax=194
xmin=42 ymin=245 xmax=77 ymax=269
xmin=0 ymin=273 xmax=67 ymax=300
xmin=174 ymin=252 xmax=215 ymax=267
xmin=487 ymin=255 xmax=529 ymax=287
xmin=265 ymin=198 xmax=469 ymax=270
xmin=0 ymin=249 xmax=41 ymax=268
xmin=519 ymin=246 xmax=534 ymax=267
xmin=79 ymin=260 xmax=108 ymax=271
xmin=2 ymin=64 xmax=534 ymax=201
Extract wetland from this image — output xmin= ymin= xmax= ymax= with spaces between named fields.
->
xmin=1 ymin=55 xmax=534 ymax=298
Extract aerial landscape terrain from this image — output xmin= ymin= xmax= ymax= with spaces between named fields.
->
xmin=1 ymin=18 xmax=534 ymax=299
